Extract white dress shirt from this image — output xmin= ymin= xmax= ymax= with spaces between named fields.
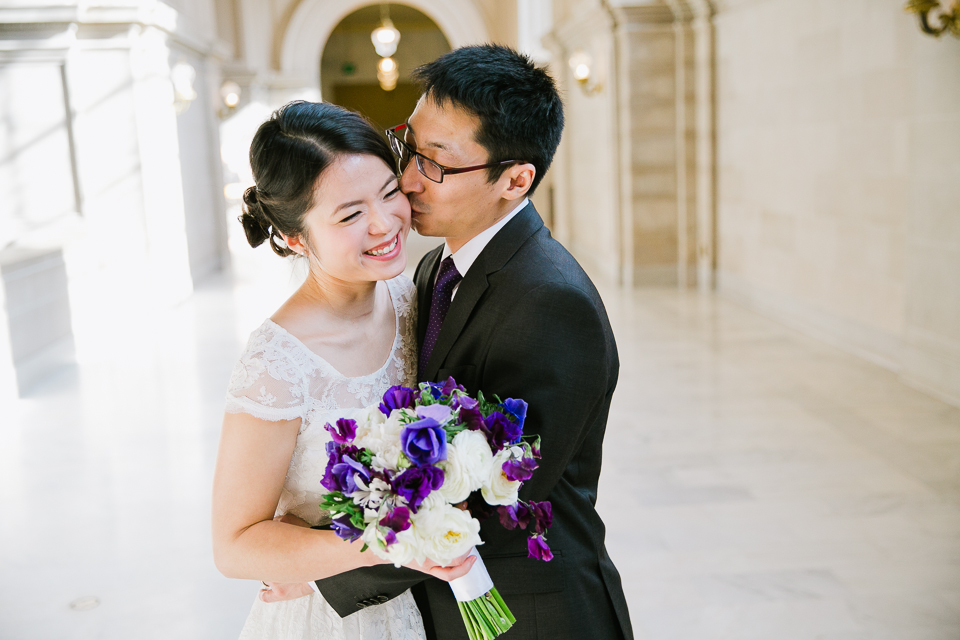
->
xmin=440 ymin=198 xmax=529 ymax=300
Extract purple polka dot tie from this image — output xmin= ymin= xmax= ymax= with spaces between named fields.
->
xmin=420 ymin=256 xmax=462 ymax=379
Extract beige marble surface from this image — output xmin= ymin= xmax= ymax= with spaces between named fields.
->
xmin=0 ymin=239 xmax=958 ymax=638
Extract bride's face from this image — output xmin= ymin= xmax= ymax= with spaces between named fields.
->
xmin=297 ymin=153 xmax=411 ymax=284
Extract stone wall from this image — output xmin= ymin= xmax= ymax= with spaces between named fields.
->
xmin=715 ymin=0 xmax=960 ymax=404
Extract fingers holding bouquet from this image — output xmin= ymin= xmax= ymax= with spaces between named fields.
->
xmin=406 ymin=550 xmax=478 ymax=582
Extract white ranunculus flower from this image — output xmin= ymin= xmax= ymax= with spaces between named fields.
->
xmin=481 ymin=448 xmax=522 ymax=505
xmin=365 ymin=523 xmax=419 ymax=567
xmin=417 ymin=492 xmax=447 ymax=513
xmin=437 ymin=443 xmax=472 ymax=504
xmin=413 ymin=503 xmax=482 ymax=566
xmin=452 ymin=430 xmax=494 ymax=490
xmin=356 ymin=409 xmax=406 ymax=471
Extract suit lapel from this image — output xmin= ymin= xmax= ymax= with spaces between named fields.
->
xmin=414 ymin=246 xmax=443 ymax=349
xmin=422 ymin=202 xmax=544 ymax=381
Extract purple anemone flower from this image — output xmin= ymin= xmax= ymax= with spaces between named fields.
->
xmin=400 ymin=417 xmax=447 ymax=465
xmin=332 ymin=454 xmax=371 ymax=495
xmin=321 ymin=444 xmax=361 ymax=492
xmin=484 ymin=411 xmax=522 ymax=451
xmin=393 ymin=465 xmax=444 ymax=513
xmin=503 ymin=398 xmax=528 ymax=431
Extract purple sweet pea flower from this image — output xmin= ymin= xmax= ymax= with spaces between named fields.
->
xmin=400 ymin=418 xmax=447 ymax=465
xmin=502 ymin=452 xmax=539 ymax=482
xmin=484 ymin=411 xmax=523 ymax=451
xmin=325 ymin=418 xmax=358 ymax=444
xmin=497 ymin=502 xmax=532 ymax=531
xmin=529 ymin=501 xmax=553 ymax=536
xmin=530 ymin=436 xmax=541 ymax=459
xmin=453 ymin=395 xmax=478 ymax=411
xmin=383 ymin=529 xmax=398 ymax=547
xmin=330 ymin=515 xmax=364 ymax=542
xmin=440 ymin=377 xmax=465 ymax=397
xmin=527 ymin=535 xmax=553 ymax=561
xmin=332 ymin=454 xmax=371 ymax=495
xmin=393 ymin=465 xmax=445 ymax=512
xmin=503 ymin=398 xmax=528 ymax=430
xmin=452 ymin=395 xmax=484 ymax=431
xmin=416 ymin=403 xmax=453 ymax=423
xmin=379 ymin=505 xmax=411 ymax=533
xmin=379 ymin=385 xmax=417 ymax=416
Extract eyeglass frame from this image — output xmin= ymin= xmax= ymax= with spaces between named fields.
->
xmin=385 ymin=124 xmax=523 ymax=184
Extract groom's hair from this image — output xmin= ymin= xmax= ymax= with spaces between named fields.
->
xmin=411 ymin=44 xmax=563 ymax=195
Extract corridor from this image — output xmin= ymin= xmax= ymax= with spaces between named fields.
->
xmin=1 ymin=235 xmax=958 ymax=639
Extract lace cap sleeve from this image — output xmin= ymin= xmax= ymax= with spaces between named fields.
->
xmin=390 ymin=274 xmax=416 ymax=314
xmin=225 ymin=322 xmax=309 ymax=423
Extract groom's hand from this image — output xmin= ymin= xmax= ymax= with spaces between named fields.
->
xmin=259 ymin=581 xmax=315 ymax=603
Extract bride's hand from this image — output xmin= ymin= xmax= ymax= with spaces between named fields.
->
xmin=405 ymin=551 xmax=477 ymax=582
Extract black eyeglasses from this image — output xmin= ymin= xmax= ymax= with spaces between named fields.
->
xmin=385 ymin=124 xmax=522 ymax=184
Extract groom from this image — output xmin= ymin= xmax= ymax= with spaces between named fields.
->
xmin=296 ymin=45 xmax=632 ymax=639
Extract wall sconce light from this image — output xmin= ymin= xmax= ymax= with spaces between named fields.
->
xmin=378 ymin=56 xmax=399 ymax=91
xmin=218 ymin=80 xmax=241 ymax=119
xmin=371 ymin=5 xmax=401 ymax=57
xmin=171 ymin=60 xmax=197 ymax=113
xmin=905 ymin=0 xmax=960 ymax=37
xmin=569 ymin=50 xmax=602 ymax=96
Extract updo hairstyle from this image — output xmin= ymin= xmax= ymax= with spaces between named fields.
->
xmin=240 ymin=101 xmax=397 ymax=257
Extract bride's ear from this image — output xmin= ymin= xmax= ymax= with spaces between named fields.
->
xmin=281 ymin=233 xmax=308 ymax=257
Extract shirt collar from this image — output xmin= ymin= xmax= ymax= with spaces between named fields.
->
xmin=441 ymin=198 xmax=529 ymax=277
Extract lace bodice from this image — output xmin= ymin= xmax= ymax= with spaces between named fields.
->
xmin=225 ymin=275 xmax=418 ymax=526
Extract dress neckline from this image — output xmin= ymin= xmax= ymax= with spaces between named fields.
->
xmin=264 ymin=278 xmax=402 ymax=382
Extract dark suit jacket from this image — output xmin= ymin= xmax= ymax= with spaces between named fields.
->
xmin=317 ymin=203 xmax=632 ymax=640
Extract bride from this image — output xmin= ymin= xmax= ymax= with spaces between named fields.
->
xmin=211 ymin=101 xmax=473 ymax=639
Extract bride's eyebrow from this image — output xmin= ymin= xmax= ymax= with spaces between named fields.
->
xmin=334 ymin=199 xmax=364 ymax=214
xmin=332 ymin=177 xmax=397 ymax=216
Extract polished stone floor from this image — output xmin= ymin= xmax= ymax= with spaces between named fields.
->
xmin=1 ymin=235 xmax=958 ymax=639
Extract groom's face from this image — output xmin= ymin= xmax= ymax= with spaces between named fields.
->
xmin=399 ymin=96 xmax=504 ymax=250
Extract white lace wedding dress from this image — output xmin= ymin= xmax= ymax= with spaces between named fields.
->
xmin=224 ymin=276 xmax=425 ymax=640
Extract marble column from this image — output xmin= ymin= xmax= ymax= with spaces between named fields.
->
xmin=547 ymin=0 xmax=716 ymax=288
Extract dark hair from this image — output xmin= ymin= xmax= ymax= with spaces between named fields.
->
xmin=240 ymin=101 xmax=395 ymax=256
xmin=411 ymin=44 xmax=564 ymax=195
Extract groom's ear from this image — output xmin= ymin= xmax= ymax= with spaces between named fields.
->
xmin=500 ymin=163 xmax=536 ymax=201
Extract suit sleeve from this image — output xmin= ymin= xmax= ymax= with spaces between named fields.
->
xmin=483 ymin=281 xmax=612 ymax=501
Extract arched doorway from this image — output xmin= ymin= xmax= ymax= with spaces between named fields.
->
xmin=320 ymin=4 xmax=450 ymax=133
xmin=280 ymin=0 xmax=489 ymax=92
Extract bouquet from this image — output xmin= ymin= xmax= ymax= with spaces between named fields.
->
xmin=319 ymin=378 xmax=553 ymax=640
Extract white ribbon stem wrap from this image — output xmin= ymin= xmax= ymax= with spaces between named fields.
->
xmin=448 ymin=547 xmax=494 ymax=602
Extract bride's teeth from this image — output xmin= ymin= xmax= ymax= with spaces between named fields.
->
xmin=366 ymin=235 xmax=398 ymax=256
